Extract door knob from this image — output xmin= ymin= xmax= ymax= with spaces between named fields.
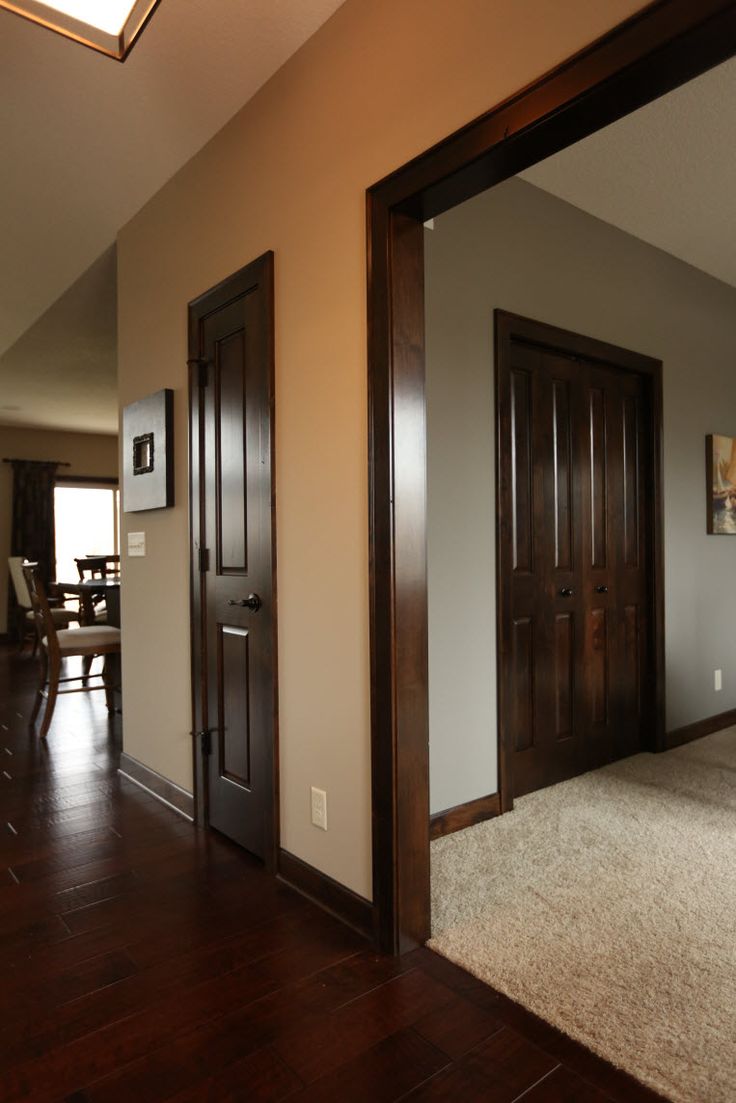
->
xmin=227 ymin=593 xmax=262 ymax=612
xmin=559 ymin=587 xmax=573 ymax=597
xmin=595 ymin=585 xmax=608 ymax=594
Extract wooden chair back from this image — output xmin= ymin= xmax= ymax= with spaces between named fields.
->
xmin=8 ymin=556 xmax=32 ymax=609
xmin=76 ymin=555 xmax=120 ymax=580
xmin=22 ymin=563 xmax=59 ymax=659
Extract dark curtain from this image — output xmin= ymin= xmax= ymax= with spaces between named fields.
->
xmin=7 ymin=460 xmax=59 ymax=637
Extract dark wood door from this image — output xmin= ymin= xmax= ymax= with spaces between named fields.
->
xmin=189 ymin=253 xmax=277 ymax=861
xmin=496 ymin=311 xmax=659 ymax=802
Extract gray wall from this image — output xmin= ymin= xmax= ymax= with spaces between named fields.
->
xmin=426 ymin=177 xmax=736 ymax=815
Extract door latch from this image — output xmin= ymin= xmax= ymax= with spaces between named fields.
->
xmin=227 ymin=593 xmax=262 ymax=612
xmin=194 ymin=729 xmax=214 ymax=756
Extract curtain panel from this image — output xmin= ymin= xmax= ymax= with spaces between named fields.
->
xmin=7 ymin=460 xmax=59 ymax=637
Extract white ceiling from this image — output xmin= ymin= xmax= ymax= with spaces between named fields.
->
xmin=3 ymin=13 xmax=735 ymax=435
xmin=522 ymin=57 xmax=736 ymax=289
xmin=0 ymin=0 xmax=346 ymax=432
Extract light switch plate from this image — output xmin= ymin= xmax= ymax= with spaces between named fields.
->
xmin=128 ymin=531 xmax=146 ymax=557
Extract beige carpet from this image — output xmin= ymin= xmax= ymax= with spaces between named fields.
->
xmin=429 ymin=729 xmax=736 ymax=1103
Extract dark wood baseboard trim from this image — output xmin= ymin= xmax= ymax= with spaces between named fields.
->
xmin=666 ymin=709 xmax=736 ymax=750
xmin=119 ymin=752 xmax=194 ymax=821
xmin=278 ymin=848 xmax=375 ymax=943
xmin=430 ymin=792 xmax=501 ymax=840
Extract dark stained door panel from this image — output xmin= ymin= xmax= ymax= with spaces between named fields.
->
xmin=189 ymin=254 xmax=276 ymax=859
xmin=497 ymin=312 xmax=657 ymax=801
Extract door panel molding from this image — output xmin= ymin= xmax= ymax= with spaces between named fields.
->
xmin=366 ymin=0 xmax=725 ymax=953
xmin=496 ymin=311 xmax=663 ymax=807
xmin=188 ymin=252 xmax=278 ymax=870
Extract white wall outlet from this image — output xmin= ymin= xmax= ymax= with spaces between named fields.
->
xmin=127 ymin=532 xmax=146 ymax=557
xmin=310 ymin=786 xmax=327 ymax=831
xmin=715 ymin=669 xmax=723 ymax=692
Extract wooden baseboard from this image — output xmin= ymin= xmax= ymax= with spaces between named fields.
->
xmin=666 ymin=708 xmax=736 ymax=750
xmin=119 ymin=752 xmax=194 ymax=821
xmin=430 ymin=792 xmax=501 ymax=840
xmin=278 ymin=848 xmax=375 ymax=943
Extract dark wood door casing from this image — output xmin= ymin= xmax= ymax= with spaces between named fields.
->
xmin=367 ymin=0 xmax=732 ymax=953
xmin=495 ymin=312 xmax=662 ymax=810
xmin=188 ymin=252 xmax=278 ymax=869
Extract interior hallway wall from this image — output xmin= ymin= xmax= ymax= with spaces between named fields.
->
xmin=426 ymin=177 xmax=736 ymax=814
xmin=117 ymin=0 xmax=648 ymax=898
xmin=0 ymin=426 xmax=118 ymax=634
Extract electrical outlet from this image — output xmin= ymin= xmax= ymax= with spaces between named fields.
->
xmin=715 ymin=669 xmax=723 ymax=692
xmin=311 ymin=786 xmax=327 ymax=831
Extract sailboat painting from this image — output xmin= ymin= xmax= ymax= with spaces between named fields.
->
xmin=706 ymin=434 xmax=736 ymax=534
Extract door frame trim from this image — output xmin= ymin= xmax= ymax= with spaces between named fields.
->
xmin=494 ymin=310 xmax=665 ymax=813
xmin=188 ymin=251 xmax=279 ymax=871
xmin=367 ymin=0 xmax=736 ymax=953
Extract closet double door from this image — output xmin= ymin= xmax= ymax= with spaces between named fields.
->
xmin=497 ymin=312 xmax=658 ymax=801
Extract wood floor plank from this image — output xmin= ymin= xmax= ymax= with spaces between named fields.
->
xmin=519 ymin=1064 xmax=614 ymax=1101
xmin=288 ymin=1028 xmax=449 ymax=1102
xmin=0 ymin=912 xmax=359 ymax=1080
xmin=0 ymin=645 xmax=666 ymax=1103
xmin=398 ymin=1028 xmax=559 ymax=1103
xmin=271 ymin=967 xmax=456 ymax=1084
xmin=466 ymin=1028 xmax=560 ymax=1097
xmin=165 ymin=1045 xmax=303 ymax=1103
xmin=413 ymin=991 xmax=504 ymax=1060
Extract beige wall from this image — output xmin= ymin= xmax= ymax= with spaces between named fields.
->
xmin=117 ymin=0 xmax=647 ymax=899
xmin=0 ymin=426 xmax=118 ymax=633
xmin=426 ymin=177 xmax=736 ymax=812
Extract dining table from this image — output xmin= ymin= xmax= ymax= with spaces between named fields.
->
xmin=56 ymin=577 xmax=121 ymax=627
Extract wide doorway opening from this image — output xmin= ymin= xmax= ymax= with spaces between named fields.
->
xmin=368 ymin=5 xmax=736 ymax=1100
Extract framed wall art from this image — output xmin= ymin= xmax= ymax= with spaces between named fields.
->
xmin=122 ymin=388 xmax=174 ymax=512
xmin=706 ymin=433 xmax=736 ymax=534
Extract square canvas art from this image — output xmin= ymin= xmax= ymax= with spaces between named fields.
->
xmin=707 ymin=434 xmax=736 ymax=534
xmin=122 ymin=389 xmax=174 ymax=513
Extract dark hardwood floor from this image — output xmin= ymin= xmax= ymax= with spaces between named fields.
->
xmin=0 ymin=643 xmax=665 ymax=1102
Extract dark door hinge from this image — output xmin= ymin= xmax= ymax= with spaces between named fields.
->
xmin=198 ymin=547 xmax=210 ymax=572
xmin=195 ymin=729 xmax=213 ymax=756
xmin=187 ymin=357 xmax=210 ymax=387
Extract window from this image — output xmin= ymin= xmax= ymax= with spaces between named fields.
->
xmin=54 ymin=485 xmax=120 ymax=583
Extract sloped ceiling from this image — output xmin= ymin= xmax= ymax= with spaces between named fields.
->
xmin=0 ymin=0 xmax=346 ymax=360
xmin=3 ymin=13 xmax=734 ymax=433
xmin=0 ymin=247 xmax=117 ymax=434
xmin=522 ymin=57 xmax=736 ymax=289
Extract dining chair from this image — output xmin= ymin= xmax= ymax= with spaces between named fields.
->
xmin=75 ymin=554 xmax=120 ymax=580
xmin=74 ymin=555 xmax=119 ymax=626
xmin=23 ymin=563 xmax=121 ymax=739
xmin=8 ymin=556 xmax=79 ymax=652
xmin=74 ymin=555 xmax=120 ymax=681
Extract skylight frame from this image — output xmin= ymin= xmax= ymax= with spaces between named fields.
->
xmin=0 ymin=0 xmax=161 ymax=60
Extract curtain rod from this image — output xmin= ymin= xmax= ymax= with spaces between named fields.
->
xmin=2 ymin=457 xmax=72 ymax=467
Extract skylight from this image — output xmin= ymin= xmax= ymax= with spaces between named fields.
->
xmin=0 ymin=0 xmax=160 ymax=59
